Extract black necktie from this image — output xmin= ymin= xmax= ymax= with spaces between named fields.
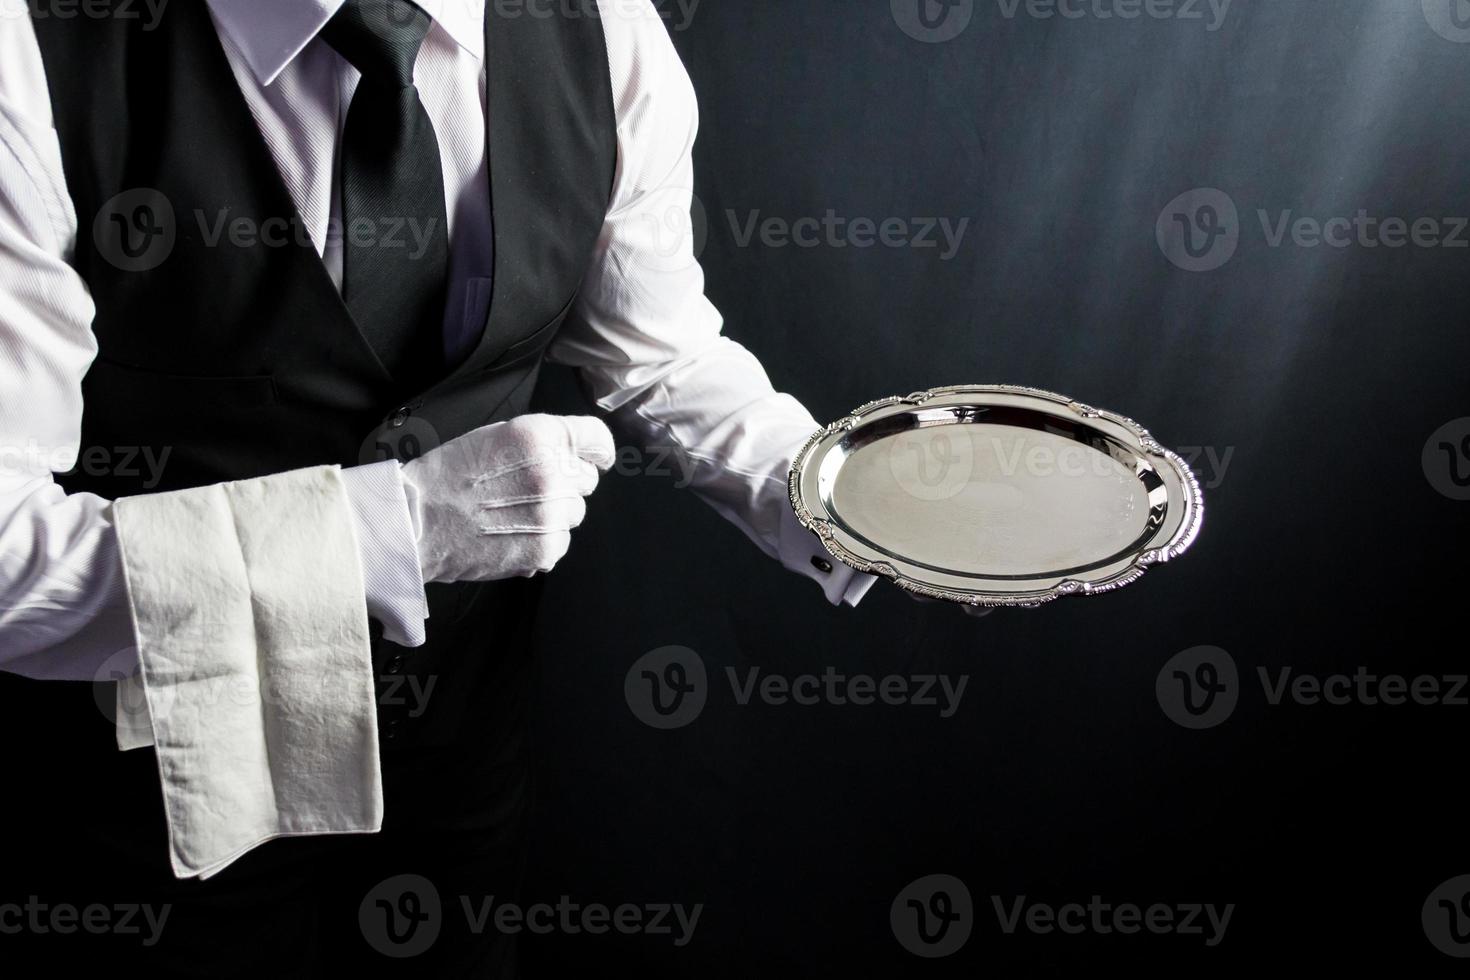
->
xmin=320 ymin=0 xmax=449 ymax=390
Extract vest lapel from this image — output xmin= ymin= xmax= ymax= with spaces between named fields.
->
xmin=408 ymin=3 xmax=619 ymax=398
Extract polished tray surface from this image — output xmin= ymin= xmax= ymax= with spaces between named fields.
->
xmin=788 ymin=385 xmax=1203 ymax=607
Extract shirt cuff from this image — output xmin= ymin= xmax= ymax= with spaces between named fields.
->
xmin=775 ymin=497 xmax=878 ymax=607
xmin=340 ymin=460 xmax=429 ymax=648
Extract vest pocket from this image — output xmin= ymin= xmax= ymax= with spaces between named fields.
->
xmin=73 ymin=357 xmax=284 ymax=492
xmin=84 ymin=356 xmax=278 ymax=409
xmin=486 ymin=289 xmax=581 ymax=370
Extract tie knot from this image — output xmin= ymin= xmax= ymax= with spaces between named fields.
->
xmin=321 ymin=0 xmax=433 ymax=89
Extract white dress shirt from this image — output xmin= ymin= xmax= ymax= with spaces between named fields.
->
xmin=0 ymin=0 xmax=874 ymax=679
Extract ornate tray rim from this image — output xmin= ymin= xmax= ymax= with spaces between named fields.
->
xmin=787 ymin=384 xmax=1205 ymax=608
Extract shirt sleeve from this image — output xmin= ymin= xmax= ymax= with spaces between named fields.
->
xmin=549 ymin=2 xmax=876 ymax=607
xmin=0 ymin=60 xmax=140 ymax=682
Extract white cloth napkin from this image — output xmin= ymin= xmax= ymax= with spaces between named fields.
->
xmin=111 ymin=465 xmax=383 ymax=879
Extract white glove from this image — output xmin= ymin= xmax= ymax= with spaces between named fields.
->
xmin=401 ymin=414 xmax=615 ymax=584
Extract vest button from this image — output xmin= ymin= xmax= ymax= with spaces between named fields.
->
xmin=389 ymin=407 xmax=410 ymax=428
xmin=811 ymin=556 xmax=834 ymax=574
xmin=387 ymin=655 xmax=404 ymax=674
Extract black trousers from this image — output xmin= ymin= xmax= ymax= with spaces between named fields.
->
xmin=2 ymin=696 xmax=533 ymax=977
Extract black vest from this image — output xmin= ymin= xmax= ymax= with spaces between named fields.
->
xmin=16 ymin=0 xmax=618 ymax=755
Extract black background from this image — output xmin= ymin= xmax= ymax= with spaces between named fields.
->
xmin=526 ymin=0 xmax=1469 ymax=974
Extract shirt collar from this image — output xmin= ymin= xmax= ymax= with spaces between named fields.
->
xmin=205 ymin=0 xmax=485 ymax=87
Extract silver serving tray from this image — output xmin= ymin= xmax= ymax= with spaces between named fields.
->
xmin=788 ymin=385 xmax=1203 ymax=607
